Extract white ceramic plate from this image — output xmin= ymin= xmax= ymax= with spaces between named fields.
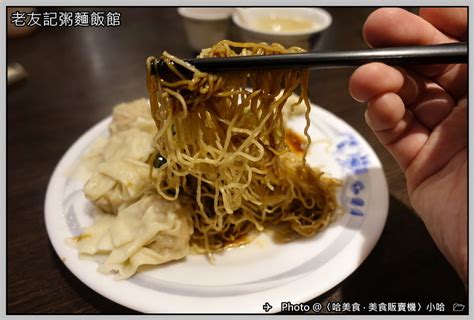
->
xmin=45 ymin=102 xmax=388 ymax=313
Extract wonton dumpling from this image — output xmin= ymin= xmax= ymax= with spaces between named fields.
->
xmin=109 ymin=98 xmax=155 ymax=134
xmin=83 ymin=99 xmax=158 ymax=214
xmin=102 ymin=129 xmax=154 ymax=162
xmin=76 ymin=194 xmax=191 ymax=279
xmin=84 ymin=159 xmax=152 ymax=213
xmin=77 ymin=99 xmax=192 ymax=279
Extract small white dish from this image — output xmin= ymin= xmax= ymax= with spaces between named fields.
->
xmin=177 ymin=8 xmax=232 ymax=52
xmin=45 ymin=101 xmax=388 ymax=313
xmin=232 ymin=8 xmax=332 ymax=50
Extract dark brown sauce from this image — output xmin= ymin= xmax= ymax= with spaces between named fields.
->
xmin=285 ymin=129 xmax=307 ymax=155
xmin=223 ymin=234 xmax=252 ymax=249
xmin=222 ymin=230 xmax=261 ymax=250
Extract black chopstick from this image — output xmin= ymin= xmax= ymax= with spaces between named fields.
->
xmin=153 ymin=43 xmax=467 ymax=75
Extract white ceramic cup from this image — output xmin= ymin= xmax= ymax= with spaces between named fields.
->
xmin=232 ymin=8 xmax=332 ymax=51
xmin=178 ymin=8 xmax=232 ymax=52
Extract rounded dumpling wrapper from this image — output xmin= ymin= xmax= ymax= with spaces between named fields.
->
xmin=109 ymin=98 xmax=156 ymax=135
xmin=75 ymin=194 xmax=192 ymax=279
xmin=83 ymin=99 xmax=157 ymax=214
xmin=84 ymin=159 xmax=153 ymax=213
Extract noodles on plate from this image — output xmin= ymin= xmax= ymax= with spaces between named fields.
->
xmin=74 ymin=40 xmax=340 ymax=278
xmin=146 ymin=40 xmax=340 ymax=254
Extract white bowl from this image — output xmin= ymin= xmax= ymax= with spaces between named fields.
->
xmin=232 ymin=8 xmax=332 ymax=50
xmin=178 ymin=8 xmax=233 ymax=52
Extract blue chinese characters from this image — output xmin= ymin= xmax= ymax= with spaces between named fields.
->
xmin=334 ymin=133 xmax=369 ymax=217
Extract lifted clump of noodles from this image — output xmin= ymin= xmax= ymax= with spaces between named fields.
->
xmin=146 ymin=40 xmax=340 ymax=254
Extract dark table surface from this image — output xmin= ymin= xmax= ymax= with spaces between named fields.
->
xmin=7 ymin=7 xmax=467 ymax=314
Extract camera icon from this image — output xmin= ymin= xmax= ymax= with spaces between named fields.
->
xmin=453 ymin=303 xmax=465 ymax=312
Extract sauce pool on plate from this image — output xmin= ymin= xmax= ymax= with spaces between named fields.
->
xmin=285 ymin=129 xmax=307 ymax=155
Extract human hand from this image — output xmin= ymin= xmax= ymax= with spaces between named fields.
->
xmin=349 ymin=8 xmax=467 ymax=283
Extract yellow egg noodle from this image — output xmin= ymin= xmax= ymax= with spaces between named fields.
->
xmin=74 ymin=41 xmax=340 ymax=278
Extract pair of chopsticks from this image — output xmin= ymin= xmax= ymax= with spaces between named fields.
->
xmin=152 ymin=43 xmax=467 ymax=75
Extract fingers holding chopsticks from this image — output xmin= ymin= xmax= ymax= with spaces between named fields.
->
xmin=349 ymin=63 xmax=430 ymax=171
xmin=363 ymin=7 xmax=467 ymax=99
xmin=349 ymin=63 xmax=455 ymax=130
xmin=348 ymin=7 xmax=467 ymax=171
